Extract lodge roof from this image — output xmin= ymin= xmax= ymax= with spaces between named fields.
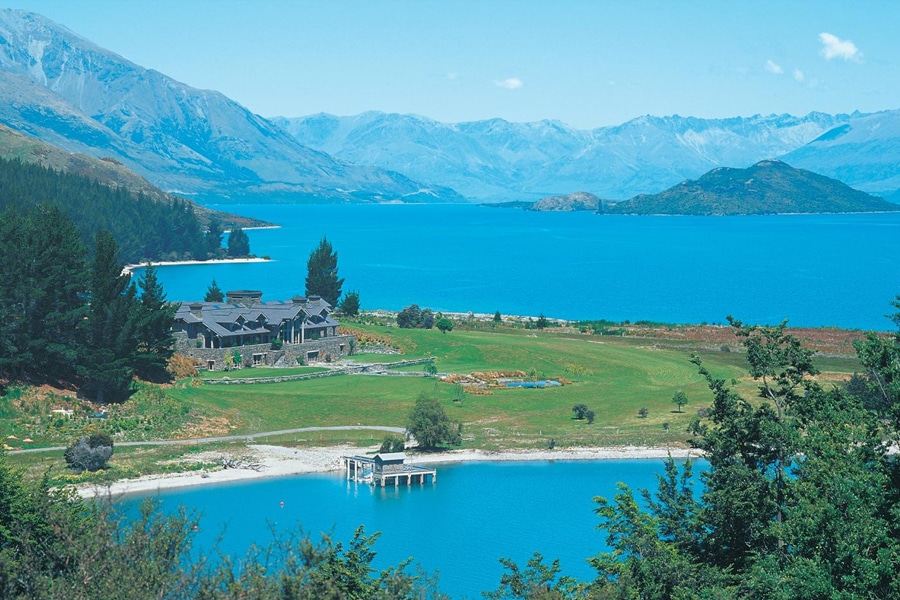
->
xmin=174 ymin=293 xmax=338 ymax=337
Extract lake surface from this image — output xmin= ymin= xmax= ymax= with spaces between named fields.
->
xmin=126 ymin=459 xmax=699 ymax=599
xmin=140 ymin=204 xmax=900 ymax=331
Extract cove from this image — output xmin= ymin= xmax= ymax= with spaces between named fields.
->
xmin=125 ymin=458 xmax=703 ymax=599
xmin=139 ymin=204 xmax=900 ymax=331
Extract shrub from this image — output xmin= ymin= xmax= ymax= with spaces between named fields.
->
xmin=572 ymin=404 xmax=590 ymax=420
xmin=436 ymin=317 xmax=454 ymax=334
xmin=167 ymin=354 xmax=201 ymax=379
xmin=64 ymin=435 xmax=113 ymax=473
xmin=379 ymin=435 xmax=405 ymax=453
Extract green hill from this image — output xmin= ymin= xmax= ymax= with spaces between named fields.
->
xmin=0 ymin=123 xmax=270 ymax=231
xmin=604 ymin=160 xmax=899 ymax=215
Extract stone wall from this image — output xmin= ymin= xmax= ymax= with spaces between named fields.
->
xmin=173 ymin=331 xmax=355 ymax=370
xmin=203 ymin=357 xmax=435 ymax=385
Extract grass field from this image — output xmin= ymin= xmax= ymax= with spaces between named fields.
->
xmin=3 ymin=322 xmax=863 ymax=482
xmin=167 ymin=323 xmax=861 ymax=450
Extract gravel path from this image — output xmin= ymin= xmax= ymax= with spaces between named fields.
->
xmin=7 ymin=425 xmax=406 ymax=455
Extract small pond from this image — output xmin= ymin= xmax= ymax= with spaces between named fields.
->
xmin=505 ymin=380 xmax=562 ymax=388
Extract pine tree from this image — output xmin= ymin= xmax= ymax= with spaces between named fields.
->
xmin=203 ymin=218 xmax=224 ymax=260
xmin=337 ymin=290 xmax=360 ymax=317
xmin=305 ymin=236 xmax=344 ymax=307
xmin=205 ymin=279 xmax=225 ymax=302
xmin=0 ymin=206 xmax=88 ymax=381
xmin=26 ymin=206 xmax=90 ymax=381
xmin=82 ymin=230 xmax=139 ymax=403
xmin=226 ymin=225 xmax=250 ymax=257
xmin=132 ymin=264 xmax=177 ymax=382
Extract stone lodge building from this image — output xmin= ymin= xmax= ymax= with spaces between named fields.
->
xmin=172 ymin=290 xmax=354 ymax=370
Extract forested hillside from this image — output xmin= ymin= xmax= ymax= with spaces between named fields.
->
xmin=0 ymin=206 xmax=175 ymax=401
xmin=0 ymin=158 xmax=216 ymax=263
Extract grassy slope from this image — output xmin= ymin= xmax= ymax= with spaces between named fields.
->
xmin=4 ymin=324 xmax=862 ymax=482
xmin=168 ymin=324 xmax=856 ymax=450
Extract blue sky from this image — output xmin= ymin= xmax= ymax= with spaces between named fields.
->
xmin=5 ymin=0 xmax=898 ymax=128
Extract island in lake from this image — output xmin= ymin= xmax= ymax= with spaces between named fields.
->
xmin=492 ymin=160 xmax=900 ymax=216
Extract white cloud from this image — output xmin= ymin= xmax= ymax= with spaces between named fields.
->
xmin=494 ymin=77 xmax=523 ymax=90
xmin=765 ymin=60 xmax=783 ymax=75
xmin=819 ymin=32 xmax=861 ymax=61
xmin=793 ymin=68 xmax=805 ymax=82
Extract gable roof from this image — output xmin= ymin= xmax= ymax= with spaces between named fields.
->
xmin=174 ymin=294 xmax=337 ymax=338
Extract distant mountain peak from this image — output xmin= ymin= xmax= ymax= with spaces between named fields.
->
xmin=0 ymin=10 xmax=463 ymax=204
xmin=279 ymin=109 xmax=890 ymax=202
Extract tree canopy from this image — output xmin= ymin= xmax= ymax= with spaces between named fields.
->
xmin=0 ymin=208 xmax=178 ymax=400
xmin=205 ymin=278 xmax=225 ymax=302
xmin=227 ymin=225 xmax=250 ymax=257
xmin=337 ymin=290 xmax=360 ymax=317
xmin=406 ymin=393 xmax=462 ymax=450
xmin=0 ymin=157 xmax=214 ymax=263
xmin=305 ymin=236 xmax=344 ymax=307
xmin=591 ymin=316 xmax=900 ymax=598
xmin=397 ymin=304 xmax=434 ymax=329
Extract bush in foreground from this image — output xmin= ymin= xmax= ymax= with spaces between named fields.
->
xmin=64 ymin=433 xmax=114 ymax=473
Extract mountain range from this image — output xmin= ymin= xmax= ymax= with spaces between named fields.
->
xmin=1 ymin=9 xmax=898 ymax=206
xmin=0 ymin=9 xmax=462 ymax=204
xmin=278 ymin=110 xmax=900 ymax=203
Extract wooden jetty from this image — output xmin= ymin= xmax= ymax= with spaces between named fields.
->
xmin=342 ymin=452 xmax=436 ymax=486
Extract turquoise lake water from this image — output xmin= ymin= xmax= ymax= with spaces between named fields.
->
xmin=141 ymin=204 xmax=900 ymax=330
xmin=127 ymin=459 xmax=700 ymax=599
xmin=123 ymin=204 xmax=897 ymax=596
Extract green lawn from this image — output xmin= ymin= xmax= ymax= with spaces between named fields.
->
xmin=198 ymin=365 xmax=328 ymax=380
xmin=4 ymin=324 xmax=862 ymax=481
xmin=167 ymin=324 xmax=861 ymax=451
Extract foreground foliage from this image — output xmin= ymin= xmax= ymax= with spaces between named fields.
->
xmin=589 ymin=311 xmax=900 ymax=599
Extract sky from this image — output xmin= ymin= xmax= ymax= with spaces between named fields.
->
xmin=3 ymin=0 xmax=899 ymax=129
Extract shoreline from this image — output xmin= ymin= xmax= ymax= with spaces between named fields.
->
xmin=76 ymin=444 xmax=701 ymax=499
xmin=122 ymin=257 xmax=270 ymax=276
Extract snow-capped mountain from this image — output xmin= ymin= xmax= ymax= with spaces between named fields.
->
xmin=0 ymin=10 xmax=463 ymax=203
xmin=782 ymin=109 xmax=900 ymax=202
xmin=276 ymin=111 xmax=861 ymax=201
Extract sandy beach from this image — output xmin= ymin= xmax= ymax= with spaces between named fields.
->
xmin=77 ymin=444 xmax=701 ymax=499
xmin=121 ymin=257 xmax=270 ymax=276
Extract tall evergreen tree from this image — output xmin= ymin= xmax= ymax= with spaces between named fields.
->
xmin=205 ymin=279 xmax=225 ymax=302
xmin=0 ymin=206 xmax=88 ymax=382
xmin=203 ymin=218 xmax=224 ymax=260
xmin=226 ymin=225 xmax=250 ymax=257
xmin=0 ymin=208 xmax=31 ymax=379
xmin=82 ymin=230 xmax=139 ymax=403
xmin=305 ymin=236 xmax=344 ymax=307
xmin=28 ymin=206 xmax=90 ymax=382
xmin=132 ymin=264 xmax=177 ymax=382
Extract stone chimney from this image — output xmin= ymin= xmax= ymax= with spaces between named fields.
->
xmin=226 ymin=290 xmax=263 ymax=308
xmin=188 ymin=302 xmax=203 ymax=317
